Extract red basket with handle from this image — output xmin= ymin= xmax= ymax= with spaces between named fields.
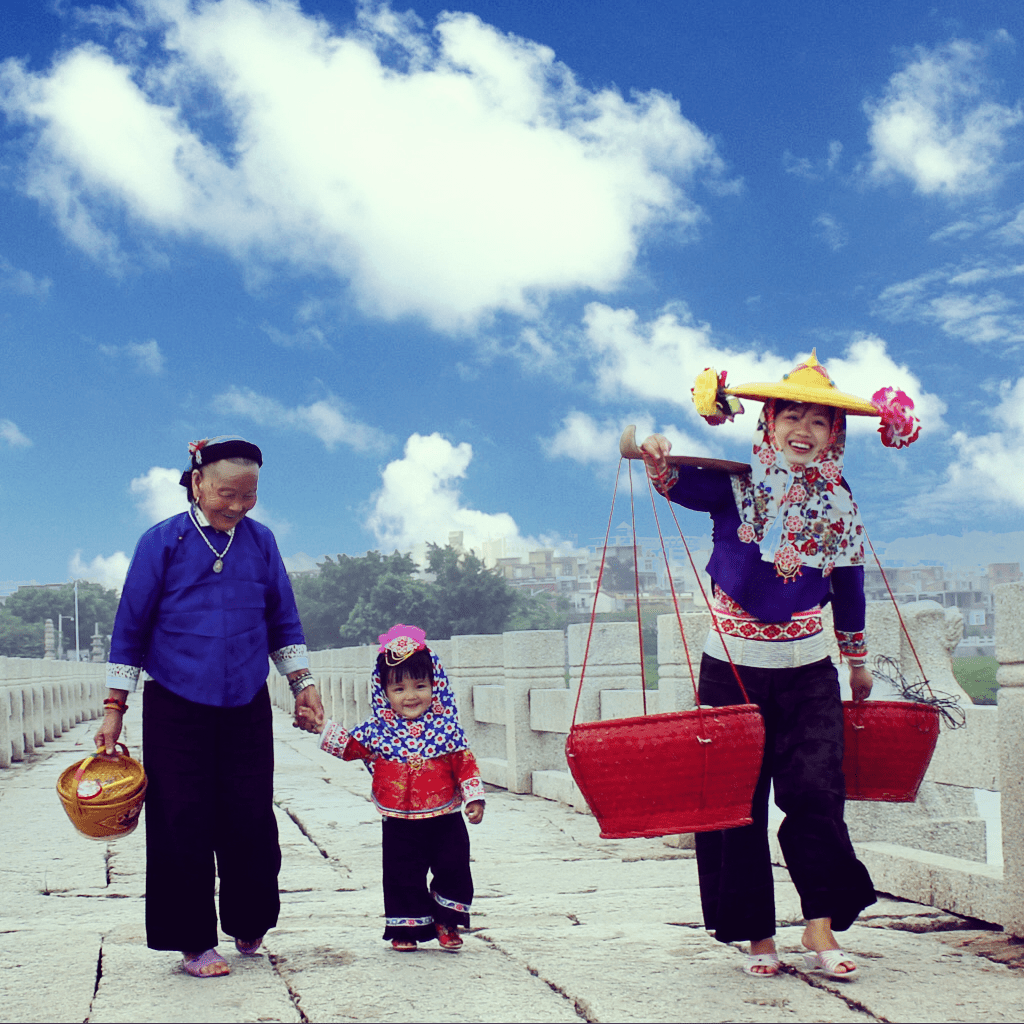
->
xmin=842 ymin=700 xmax=939 ymax=802
xmin=565 ymin=704 xmax=765 ymax=838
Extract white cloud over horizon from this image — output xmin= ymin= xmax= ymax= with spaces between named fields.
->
xmin=575 ymin=303 xmax=945 ymax=443
xmin=366 ymin=431 xmax=535 ymax=557
xmin=69 ymin=549 xmax=131 ymax=590
xmin=0 ymin=0 xmax=728 ymax=331
xmin=863 ymin=37 xmax=1023 ymax=196
xmin=215 ymin=386 xmax=386 ymax=452
xmin=129 ymin=465 xmax=189 ymax=523
xmin=545 ymin=410 xmax=718 ymax=467
xmin=923 ymin=375 xmax=1024 ymax=515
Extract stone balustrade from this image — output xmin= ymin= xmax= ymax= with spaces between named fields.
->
xmin=0 ymin=658 xmax=106 ymax=768
xmin=5 ymin=588 xmax=1021 ymax=935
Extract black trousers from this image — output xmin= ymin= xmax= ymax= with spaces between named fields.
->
xmin=694 ymin=654 xmax=876 ymax=944
xmin=381 ymin=813 xmax=473 ymax=942
xmin=142 ymin=680 xmax=281 ymax=951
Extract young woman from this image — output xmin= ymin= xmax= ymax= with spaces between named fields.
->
xmin=641 ymin=352 xmax=919 ymax=979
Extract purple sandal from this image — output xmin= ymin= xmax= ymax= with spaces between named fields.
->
xmin=182 ymin=948 xmax=230 ymax=978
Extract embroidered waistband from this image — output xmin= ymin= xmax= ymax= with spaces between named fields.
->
xmin=712 ymin=589 xmax=822 ymax=642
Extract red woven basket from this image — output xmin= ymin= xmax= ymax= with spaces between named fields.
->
xmin=842 ymin=700 xmax=939 ymax=802
xmin=565 ymin=704 xmax=765 ymax=838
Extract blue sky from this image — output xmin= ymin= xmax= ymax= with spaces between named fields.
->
xmin=2 ymin=0 xmax=1023 ymax=590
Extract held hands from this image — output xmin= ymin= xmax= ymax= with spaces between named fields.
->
xmin=293 ymin=685 xmax=326 ymax=733
xmin=465 ymin=800 xmax=485 ymax=824
xmin=849 ymin=665 xmax=873 ymax=702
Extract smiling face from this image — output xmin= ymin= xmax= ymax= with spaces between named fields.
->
xmin=192 ymin=460 xmax=259 ymax=532
xmin=773 ymin=402 xmax=833 ymax=467
xmin=384 ymin=673 xmax=433 ymax=720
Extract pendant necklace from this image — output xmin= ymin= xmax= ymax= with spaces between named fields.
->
xmin=189 ymin=505 xmax=235 ymax=573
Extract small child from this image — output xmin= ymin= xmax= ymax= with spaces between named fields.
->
xmin=298 ymin=623 xmax=485 ymax=952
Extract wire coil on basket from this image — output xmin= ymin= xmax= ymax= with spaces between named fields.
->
xmin=56 ymin=743 xmax=147 ymax=841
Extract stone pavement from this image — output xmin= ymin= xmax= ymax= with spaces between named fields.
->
xmin=3 ymin=704 xmax=1024 ymax=1024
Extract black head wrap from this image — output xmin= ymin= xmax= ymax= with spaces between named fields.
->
xmin=179 ymin=435 xmax=264 ymax=494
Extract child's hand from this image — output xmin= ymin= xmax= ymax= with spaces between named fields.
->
xmin=465 ymin=800 xmax=485 ymax=824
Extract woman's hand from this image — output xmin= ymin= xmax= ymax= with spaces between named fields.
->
xmin=465 ymin=800 xmax=485 ymax=824
xmin=640 ymin=433 xmax=672 ymax=481
xmin=849 ymin=665 xmax=873 ymax=702
xmin=94 ymin=709 xmax=123 ymax=755
xmin=293 ymin=686 xmax=325 ymax=732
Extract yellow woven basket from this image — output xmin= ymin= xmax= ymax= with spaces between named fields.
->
xmin=56 ymin=743 xmax=147 ymax=840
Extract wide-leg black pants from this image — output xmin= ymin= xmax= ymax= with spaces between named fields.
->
xmin=381 ymin=813 xmax=473 ymax=942
xmin=142 ymin=680 xmax=281 ymax=951
xmin=695 ymin=654 xmax=876 ymax=944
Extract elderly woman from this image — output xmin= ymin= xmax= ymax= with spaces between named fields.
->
xmin=95 ymin=436 xmax=323 ymax=978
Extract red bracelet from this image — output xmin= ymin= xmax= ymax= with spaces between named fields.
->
xmin=103 ymin=698 xmax=129 ymax=714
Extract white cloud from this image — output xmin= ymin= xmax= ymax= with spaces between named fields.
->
xmin=545 ymin=410 xmax=717 ymax=466
xmin=814 ymin=213 xmax=848 ymax=251
xmin=782 ymin=140 xmax=843 ymax=180
xmin=0 ymin=419 xmax=32 ymax=447
xmin=69 ymin=550 xmax=131 ymax=590
xmin=215 ymin=386 xmax=385 ymax=452
xmin=0 ymin=256 xmax=51 ymax=297
xmin=925 ymin=377 xmax=1024 ymax=514
xmin=863 ymin=39 xmax=1023 ymax=196
xmin=0 ymin=0 xmax=728 ymax=331
xmin=875 ymin=261 xmax=1024 ymax=345
xmin=129 ymin=465 xmax=189 ymax=523
xmin=576 ymin=305 xmax=945 ymax=442
xmin=366 ymin=432 xmax=532 ymax=556
xmin=283 ymin=551 xmax=321 ymax=573
xmin=99 ymin=338 xmax=165 ymax=373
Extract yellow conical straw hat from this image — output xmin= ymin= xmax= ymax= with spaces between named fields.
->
xmin=723 ymin=350 xmax=878 ymax=416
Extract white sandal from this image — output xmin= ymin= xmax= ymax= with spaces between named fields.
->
xmin=802 ymin=948 xmax=858 ymax=979
xmin=744 ymin=952 xmax=781 ymax=977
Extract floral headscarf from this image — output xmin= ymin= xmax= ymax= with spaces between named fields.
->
xmin=349 ymin=645 xmax=470 ymax=767
xmin=731 ymin=400 xmax=866 ymax=581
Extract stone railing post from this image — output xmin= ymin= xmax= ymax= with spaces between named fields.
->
xmin=449 ymin=634 xmax=504 ymax=787
xmin=656 ymin=612 xmax=708 ymax=712
xmin=996 ymin=581 xmax=1024 ymax=936
xmin=567 ymin=621 xmax=641 ymax=723
xmin=502 ymin=630 xmax=565 ymax=795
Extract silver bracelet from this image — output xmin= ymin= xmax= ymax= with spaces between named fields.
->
xmin=289 ymin=673 xmax=314 ymax=697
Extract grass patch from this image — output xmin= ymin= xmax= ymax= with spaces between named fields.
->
xmin=952 ymin=656 xmax=998 ymax=706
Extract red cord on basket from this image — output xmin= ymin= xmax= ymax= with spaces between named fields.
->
xmin=643 ymin=470 xmax=754 ymax=708
xmin=571 ymin=460 xmax=622 ymax=727
xmin=627 ymin=462 xmax=648 ymax=714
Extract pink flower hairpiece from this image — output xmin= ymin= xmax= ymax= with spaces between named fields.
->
xmin=188 ymin=438 xmax=210 ymax=465
xmin=378 ymin=623 xmax=427 ymax=666
xmin=871 ymin=387 xmax=921 ymax=449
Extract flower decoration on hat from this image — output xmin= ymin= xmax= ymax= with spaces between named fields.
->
xmin=377 ymin=623 xmax=427 ymax=666
xmin=871 ymin=387 xmax=921 ymax=449
xmin=691 ymin=367 xmax=744 ymax=425
xmin=188 ymin=438 xmax=209 ymax=465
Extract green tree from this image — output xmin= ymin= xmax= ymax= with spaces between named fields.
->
xmin=0 ymin=606 xmax=46 ymax=658
xmin=291 ymin=551 xmax=419 ymax=650
xmin=339 ymin=574 xmax=439 ymax=647
xmin=424 ymin=543 xmax=516 ymax=638
xmin=3 ymin=582 xmax=120 ymax=657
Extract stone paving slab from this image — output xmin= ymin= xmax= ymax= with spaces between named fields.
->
xmin=2 ymin=708 xmax=1024 ymax=1023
